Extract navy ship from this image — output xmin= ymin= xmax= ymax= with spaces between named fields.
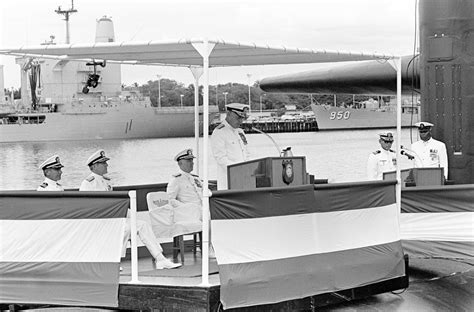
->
xmin=0 ymin=15 xmax=218 ymax=143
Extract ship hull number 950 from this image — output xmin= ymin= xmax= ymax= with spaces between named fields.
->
xmin=329 ymin=111 xmax=351 ymax=120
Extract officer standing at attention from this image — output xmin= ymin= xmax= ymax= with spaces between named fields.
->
xmin=80 ymin=150 xmax=181 ymax=270
xmin=167 ymin=148 xmax=202 ymax=222
xmin=211 ymin=103 xmax=250 ymax=190
xmin=37 ymin=155 xmax=65 ymax=191
xmin=411 ymin=122 xmax=448 ymax=179
xmin=366 ymin=132 xmax=397 ymax=180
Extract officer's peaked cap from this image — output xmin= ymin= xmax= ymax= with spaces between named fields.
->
xmin=415 ymin=122 xmax=434 ymax=131
xmin=379 ymin=132 xmax=394 ymax=142
xmin=39 ymin=155 xmax=64 ymax=170
xmin=175 ymin=148 xmax=195 ymax=161
xmin=87 ymin=150 xmax=110 ymax=166
xmin=226 ymin=103 xmax=249 ymax=114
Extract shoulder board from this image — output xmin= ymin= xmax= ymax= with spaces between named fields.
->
xmin=103 ymin=176 xmax=111 ymax=181
xmin=173 ymin=173 xmax=182 ymax=178
xmin=389 ymin=149 xmax=395 ymax=153
xmin=39 ymin=182 xmax=48 ymax=188
xmin=191 ymin=174 xmax=199 ymax=177
xmin=57 ymin=182 xmax=62 ymax=186
xmin=215 ymin=123 xmax=225 ymax=129
xmin=86 ymin=176 xmax=95 ymax=182
xmin=372 ymin=150 xmax=381 ymax=155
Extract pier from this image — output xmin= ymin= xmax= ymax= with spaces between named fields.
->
xmin=210 ymin=118 xmax=318 ymax=134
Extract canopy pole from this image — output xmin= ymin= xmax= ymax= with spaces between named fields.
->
xmin=396 ymin=56 xmax=402 ymax=213
xmin=193 ymin=39 xmax=215 ymax=287
xmin=201 ymin=41 xmax=210 ymax=286
xmin=127 ymin=190 xmax=140 ymax=284
xmin=389 ymin=57 xmax=402 ymax=213
xmin=190 ymin=67 xmax=203 ymax=175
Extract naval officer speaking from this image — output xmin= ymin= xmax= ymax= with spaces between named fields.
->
xmin=211 ymin=103 xmax=251 ymax=190
xmin=366 ymin=132 xmax=397 ymax=180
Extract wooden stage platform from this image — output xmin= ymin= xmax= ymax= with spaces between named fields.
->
xmin=117 ymin=252 xmax=409 ymax=311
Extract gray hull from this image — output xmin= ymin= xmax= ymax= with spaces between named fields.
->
xmin=1 ymin=106 xmax=216 ymax=143
xmin=311 ymin=104 xmax=419 ymax=130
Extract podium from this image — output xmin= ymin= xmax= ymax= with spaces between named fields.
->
xmin=227 ymin=156 xmax=307 ymax=190
xmin=383 ymin=169 xmax=411 ymax=187
xmin=383 ymin=167 xmax=444 ymax=186
xmin=410 ymin=167 xmax=445 ymax=186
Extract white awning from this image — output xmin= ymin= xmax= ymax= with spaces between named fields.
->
xmin=0 ymin=38 xmax=392 ymax=67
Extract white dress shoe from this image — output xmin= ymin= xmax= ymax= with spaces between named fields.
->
xmin=209 ymin=246 xmax=216 ymax=259
xmin=209 ymin=249 xmax=216 ymax=259
xmin=154 ymin=258 xmax=182 ymax=270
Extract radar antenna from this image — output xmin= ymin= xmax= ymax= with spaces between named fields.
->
xmin=55 ymin=0 xmax=78 ymax=44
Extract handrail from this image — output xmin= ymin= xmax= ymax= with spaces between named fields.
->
xmin=128 ymin=190 xmax=140 ymax=284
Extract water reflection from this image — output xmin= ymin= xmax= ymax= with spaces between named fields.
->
xmin=0 ymin=129 xmax=418 ymax=190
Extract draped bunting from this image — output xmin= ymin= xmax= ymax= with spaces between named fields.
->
xmin=0 ymin=192 xmax=129 ymax=307
xmin=401 ymin=185 xmax=474 ymax=259
xmin=210 ymin=183 xmax=405 ymax=309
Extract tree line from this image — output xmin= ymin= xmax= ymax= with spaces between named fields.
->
xmin=4 ymin=79 xmax=388 ymax=112
xmin=136 ymin=78 xmax=390 ymax=112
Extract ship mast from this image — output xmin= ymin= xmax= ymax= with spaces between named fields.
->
xmin=55 ymin=0 xmax=77 ymax=44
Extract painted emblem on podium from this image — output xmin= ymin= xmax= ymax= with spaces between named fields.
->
xmin=282 ymin=159 xmax=294 ymax=185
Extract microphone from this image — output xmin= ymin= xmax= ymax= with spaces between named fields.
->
xmin=251 ymin=127 xmax=282 ymax=156
xmin=400 ymin=146 xmax=422 ymax=164
xmin=401 ymin=150 xmax=414 ymax=160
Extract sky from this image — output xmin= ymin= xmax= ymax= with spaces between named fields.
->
xmin=0 ymin=0 xmax=417 ymax=88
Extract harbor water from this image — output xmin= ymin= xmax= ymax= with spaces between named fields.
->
xmin=0 ymin=128 xmax=419 ymax=190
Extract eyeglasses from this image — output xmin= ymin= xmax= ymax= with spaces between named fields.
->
xmin=233 ymin=111 xmax=247 ymax=119
xmin=382 ymin=140 xmax=393 ymax=144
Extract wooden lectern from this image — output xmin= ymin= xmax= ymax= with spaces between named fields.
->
xmin=227 ymin=156 xmax=307 ymax=190
xmin=410 ymin=167 xmax=444 ymax=186
xmin=383 ymin=167 xmax=444 ymax=186
xmin=383 ymin=169 xmax=411 ymax=187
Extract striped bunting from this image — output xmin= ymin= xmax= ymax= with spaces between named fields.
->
xmin=210 ymin=183 xmax=404 ymax=309
xmin=401 ymin=186 xmax=474 ymax=259
xmin=0 ymin=193 xmax=129 ymax=307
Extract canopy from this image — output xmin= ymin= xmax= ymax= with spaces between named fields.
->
xmin=0 ymin=39 xmax=391 ymax=67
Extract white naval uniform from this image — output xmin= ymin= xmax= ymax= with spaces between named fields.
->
xmin=79 ymin=173 xmax=113 ymax=191
xmin=166 ymin=169 xmax=202 ymax=222
xmin=37 ymin=177 xmax=64 ymax=191
xmin=79 ymin=173 xmax=163 ymax=258
xmin=211 ymin=119 xmax=250 ymax=190
xmin=367 ymin=149 xmax=397 ymax=180
xmin=411 ymin=138 xmax=448 ymax=178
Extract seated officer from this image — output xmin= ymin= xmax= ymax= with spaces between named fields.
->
xmin=167 ymin=149 xmax=202 ymax=223
xmin=79 ymin=150 xmax=113 ymax=191
xmin=366 ymin=132 xmax=397 ymax=180
xmin=411 ymin=121 xmax=448 ymax=179
xmin=80 ymin=150 xmax=181 ymax=270
xmin=37 ymin=155 xmax=65 ymax=191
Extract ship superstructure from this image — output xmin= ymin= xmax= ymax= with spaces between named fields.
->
xmin=1 ymin=15 xmax=218 ymax=143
